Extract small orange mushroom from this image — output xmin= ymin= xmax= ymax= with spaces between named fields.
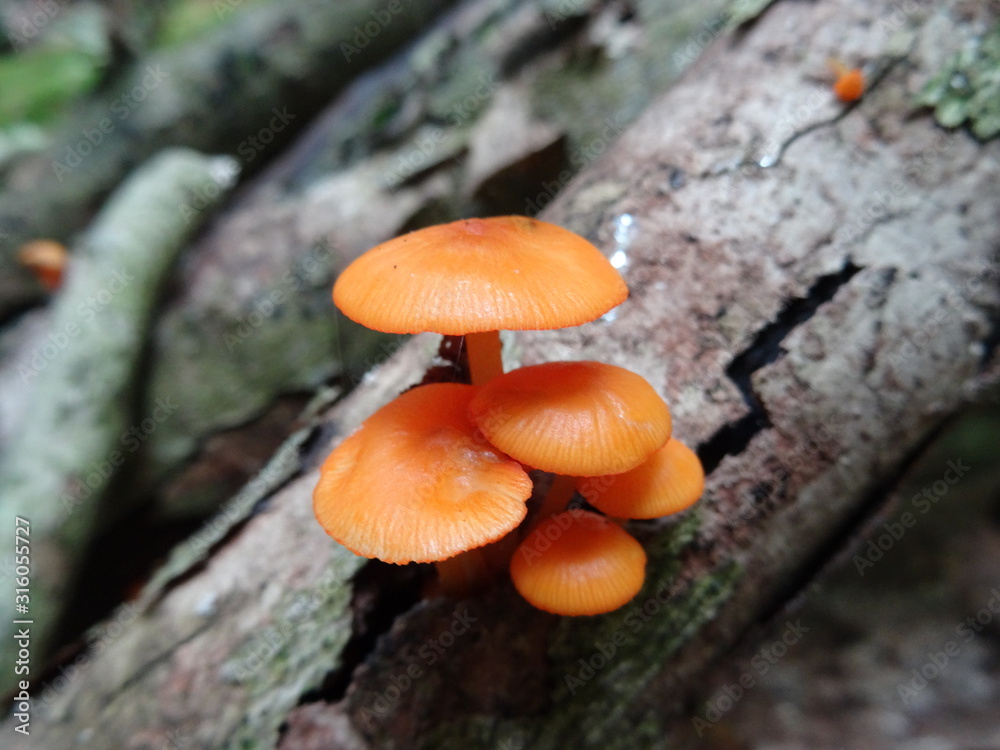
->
xmin=468 ymin=360 xmax=671 ymax=476
xmin=18 ymin=240 xmax=68 ymax=291
xmin=829 ymin=59 xmax=864 ymax=103
xmin=333 ymin=217 xmax=627 ymax=385
xmin=312 ymin=383 xmax=532 ymax=564
xmin=510 ymin=510 xmax=646 ymax=616
xmin=578 ymin=438 xmax=704 ymax=520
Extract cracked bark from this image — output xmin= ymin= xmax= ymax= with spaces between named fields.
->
xmin=7 ymin=0 xmax=1000 ymax=748
xmin=0 ymin=0 xmax=722 ymax=681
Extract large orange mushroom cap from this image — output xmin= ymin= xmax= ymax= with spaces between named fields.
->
xmin=332 ymin=216 xmax=628 ymax=335
xmin=579 ymin=439 xmax=704 ymax=520
xmin=468 ymin=360 xmax=672 ymax=476
xmin=510 ymin=510 xmax=646 ymax=616
xmin=313 ymin=383 xmax=532 ymax=564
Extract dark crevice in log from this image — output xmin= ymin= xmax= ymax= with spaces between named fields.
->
xmin=699 ymin=260 xmax=862 ymax=473
xmin=496 ymin=8 xmax=591 ymax=79
xmin=298 ymin=561 xmax=429 ymax=705
xmin=697 ymin=411 xmax=766 ymax=476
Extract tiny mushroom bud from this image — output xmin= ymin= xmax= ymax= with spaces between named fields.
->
xmin=579 ymin=439 xmax=704 ymax=520
xmin=18 ymin=239 xmax=68 ymax=291
xmin=468 ymin=360 xmax=672 ymax=476
xmin=313 ymin=383 xmax=532 ymax=564
xmin=828 ymin=59 xmax=864 ymax=103
xmin=510 ymin=510 xmax=646 ymax=616
xmin=333 ymin=216 xmax=627 ymax=384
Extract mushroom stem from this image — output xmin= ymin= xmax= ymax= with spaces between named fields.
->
xmin=533 ymin=474 xmax=577 ymax=526
xmin=435 ymin=549 xmax=492 ymax=596
xmin=465 ymin=330 xmax=504 ymax=385
xmin=827 ymin=57 xmax=849 ymax=78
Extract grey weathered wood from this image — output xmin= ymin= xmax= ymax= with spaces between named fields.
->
xmin=0 ymin=0 xmax=732 ymax=711
xmin=0 ymin=0 xmax=459 ymax=319
xmin=0 ymin=148 xmax=237 ymax=696
xmin=7 ymin=0 xmax=1000 ymax=748
xmin=105 ymin=0 xmax=731 ymax=520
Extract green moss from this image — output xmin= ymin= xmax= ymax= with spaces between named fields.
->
xmin=223 ymin=548 xmax=365 ymax=750
xmin=917 ymin=21 xmax=1000 ymax=140
xmin=0 ymin=45 xmax=101 ymax=126
xmin=528 ymin=0 xmax=730 ymax=170
xmin=145 ymin=277 xmax=391 ymax=515
xmin=371 ymin=97 xmax=403 ymax=132
xmin=422 ymin=513 xmax=744 ymax=749
xmin=155 ymin=0 xmax=269 ymax=49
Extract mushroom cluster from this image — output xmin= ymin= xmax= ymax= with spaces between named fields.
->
xmin=314 ymin=216 xmax=704 ymax=615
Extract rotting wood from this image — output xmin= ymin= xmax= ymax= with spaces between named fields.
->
xmin=6 ymin=0 xmax=1000 ymax=748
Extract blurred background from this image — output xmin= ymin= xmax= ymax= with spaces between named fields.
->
xmin=1 ymin=1 xmax=998 ymax=747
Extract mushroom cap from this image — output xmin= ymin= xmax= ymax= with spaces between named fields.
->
xmin=510 ymin=510 xmax=646 ymax=615
xmin=18 ymin=240 xmax=67 ymax=290
xmin=833 ymin=68 xmax=864 ymax=102
xmin=578 ymin=439 xmax=704 ymax=519
xmin=468 ymin=360 xmax=671 ymax=476
xmin=313 ymin=383 xmax=532 ymax=564
xmin=333 ymin=216 xmax=628 ymax=335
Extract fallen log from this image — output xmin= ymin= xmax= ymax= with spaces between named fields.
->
xmin=8 ymin=0 xmax=1000 ymax=747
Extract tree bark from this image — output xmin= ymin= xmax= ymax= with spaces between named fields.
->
xmin=7 ymin=0 xmax=1000 ymax=748
xmin=0 ymin=148 xmax=237 ymax=693
xmin=0 ymin=0 xmax=458 ymax=320
xmin=0 ymin=0 xmax=732 ymax=707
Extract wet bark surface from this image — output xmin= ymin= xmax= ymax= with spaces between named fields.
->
xmin=3 ymin=0 xmax=1000 ymax=748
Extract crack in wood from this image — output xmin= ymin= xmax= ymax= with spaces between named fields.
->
xmin=698 ymin=259 xmax=863 ymax=473
xmin=295 ymin=561 xmax=429 ymax=708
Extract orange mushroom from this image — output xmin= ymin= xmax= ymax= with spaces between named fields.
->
xmin=333 ymin=217 xmax=627 ymax=385
xmin=510 ymin=510 xmax=646 ymax=616
xmin=312 ymin=383 xmax=532 ymax=564
xmin=577 ymin=438 xmax=704 ymax=520
xmin=467 ymin=360 xmax=671 ymax=476
xmin=18 ymin=240 xmax=68 ymax=291
xmin=828 ymin=59 xmax=864 ymax=103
